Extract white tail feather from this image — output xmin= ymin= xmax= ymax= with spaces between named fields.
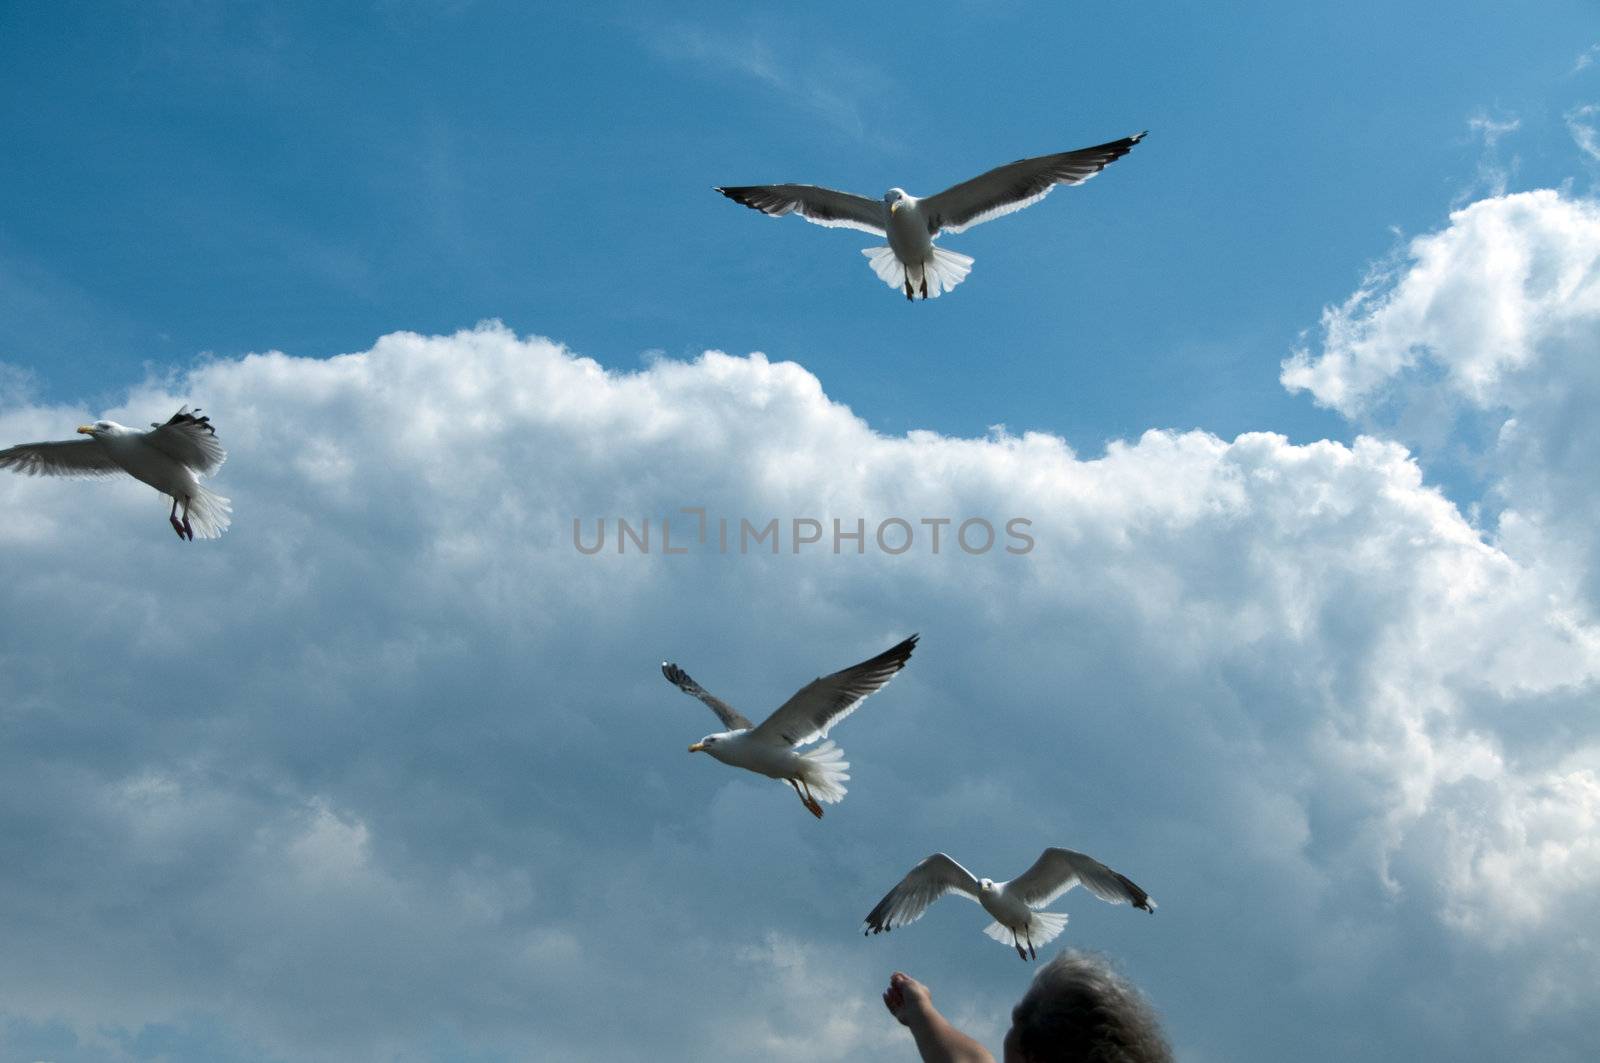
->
xmin=983 ymin=910 xmax=1069 ymax=948
xmin=863 ymin=246 xmax=903 ymax=288
xmin=924 ymin=245 xmax=973 ymax=296
xmin=182 ymin=485 xmax=233 ymax=539
xmin=860 ymin=245 xmax=974 ymax=299
xmin=798 ymin=740 xmax=850 ymax=804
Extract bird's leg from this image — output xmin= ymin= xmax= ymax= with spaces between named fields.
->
xmin=180 ymin=496 xmax=194 ymax=541
xmin=168 ymin=497 xmax=186 ymax=540
xmin=904 ymin=277 xmax=914 ymax=301
xmin=1013 ymin=930 xmax=1027 ymax=962
xmin=919 ymin=273 xmax=929 ymax=299
xmin=790 ymin=780 xmax=823 ymax=819
xmin=799 ymin=779 xmax=824 ymax=818
xmin=1027 ymin=926 xmax=1036 ymax=961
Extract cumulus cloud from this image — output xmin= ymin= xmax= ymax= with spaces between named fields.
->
xmin=1 ymin=306 xmax=1598 ymax=1062
xmin=1281 ymin=189 xmax=1600 ymax=609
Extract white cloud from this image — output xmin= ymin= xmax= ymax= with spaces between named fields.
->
xmin=643 ymin=23 xmax=893 ymax=142
xmin=1462 ymin=111 xmax=1520 ymax=200
xmin=1467 ymin=112 xmax=1520 ymax=148
xmin=1281 ymin=189 xmax=1600 ymax=611
xmin=0 ymin=304 xmax=1597 ymax=1061
xmin=1567 ymin=103 xmax=1600 ymax=162
xmin=1282 ymin=191 xmax=1600 ymax=414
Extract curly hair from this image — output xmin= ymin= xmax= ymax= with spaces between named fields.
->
xmin=1008 ymin=949 xmax=1174 ymax=1063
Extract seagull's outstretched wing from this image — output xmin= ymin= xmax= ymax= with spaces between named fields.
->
xmin=864 ymin=853 xmax=982 ymax=934
xmin=661 ymin=663 xmax=755 ymax=731
xmin=0 ymin=438 xmax=119 ymax=478
xmin=1006 ymin=848 xmax=1156 ymax=913
xmin=751 ymin=634 xmax=918 ymax=747
xmin=143 ymin=406 xmax=226 ymax=475
xmin=920 ymin=132 xmax=1147 ymax=236
xmin=715 ymin=184 xmax=887 ymax=236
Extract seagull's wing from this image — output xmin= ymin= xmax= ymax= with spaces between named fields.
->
xmin=863 ymin=853 xmax=982 ymax=934
xmin=142 ymin=406 xmax=226 ymax=475
xmin=661 ymin=663 xmax=755 ymax=731
xmin=1006 ymin=848 xmax=1156 ymax=912
xmin=715 ymin=184 xmax=887 ymax=236
xmin=920 ymin=132 xmax=1147 ymax=235
xmin=751 ymin=634 xmax=918 ymax=747
xmin=0 ymin=438 xmax=120 ymax=478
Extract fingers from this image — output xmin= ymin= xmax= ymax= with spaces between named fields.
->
xmin=892 ymin=971 xmax=927 ymax=996
xmin=882 ymin=979 xmax=908 ymax=1025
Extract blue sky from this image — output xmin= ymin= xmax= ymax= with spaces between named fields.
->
xmin=3 ymin=3 xmax=1600 ymax=1062
xmin=5 ymin=0 xmax=1593 ymax=448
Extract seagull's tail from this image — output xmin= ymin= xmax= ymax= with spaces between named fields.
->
xmin=860 ymin=246 xmax=974 ymax=299
xmin=184 ymin=485 xmax=233 ymax=539
xmin=797 ymin=740 xmax=850 ymax=805
xmin=924 ymin=245 xmax=974 ymax=297
xmin=983 ymin=910 xmax=1069 ymax=948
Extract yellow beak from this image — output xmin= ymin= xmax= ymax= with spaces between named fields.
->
xmin=688 ymin=742 xmax=707 ymax=753
xmin=890 ymin=201 xmax=901 ymax=214
xmin=77 ymin=425 xmax=94 ymax=435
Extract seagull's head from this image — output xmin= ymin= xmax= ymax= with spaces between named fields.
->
xmin=688 ymin=732 xmax=728 ymax=754
xmin=978 ymin=878 xmax=996 ymax=894
xmin=76 ymin=420 xmax=116 ymax=438
xmin=884 ymin=188 xmax=910 ymax=213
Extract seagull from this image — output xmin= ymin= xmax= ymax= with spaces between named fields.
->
xmin=863 ymin=848 xmax=1155 ymax=960
xmin=661 ymin=634 xmax=918 ymax=818
xmin=716 ymin=132 xmax=1145 ymax=300
xmin=0 ymin=406 xmax=231 ymax=540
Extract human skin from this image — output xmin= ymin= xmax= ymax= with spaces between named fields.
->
xmin=881 ymin=971 xmax=1000 ymax=1063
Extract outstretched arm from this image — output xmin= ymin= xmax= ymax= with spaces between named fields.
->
xmin=882 ymin=972 xmax=996 ymax=1063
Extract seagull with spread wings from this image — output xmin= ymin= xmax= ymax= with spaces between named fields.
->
xmin=0 ymin=406 xmax=231 ymax=540
xmin=863 ymin=848 xmax=1155 ymax=960
xmin=716 ymin=132 xmax=1145 ymax=300
xmin=661 ymin=634 xmax=918 ymax=818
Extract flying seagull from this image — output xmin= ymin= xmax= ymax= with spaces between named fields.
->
xmin=716 ymin=132 xmax=1145 ymax=300
xmin=661 ymin=634 xmax=918 ymax=818
xmin=0 ymin=406 xmax=231 ymax=540
xmin=863 ymin=848 xmax=1155 ymax=960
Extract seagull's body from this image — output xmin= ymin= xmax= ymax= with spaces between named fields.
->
xmin=0 ymin=406 xmax=231 ymax=540
xmin=662 ymin=634 xmax=918 ymax=818
xmin=716 ymin=132 xmax=1146 ymax=300
xmin=864 ymin=848 xmax=1155 ymax=960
